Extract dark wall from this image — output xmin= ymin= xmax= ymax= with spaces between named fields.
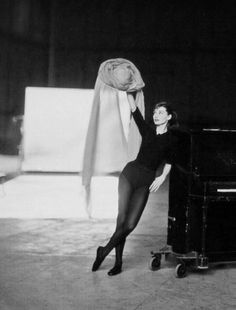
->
xmin=0 ymin=0 xmax=235 ymax=154
xmin=0 ymin=0 xmax=50 ymax=153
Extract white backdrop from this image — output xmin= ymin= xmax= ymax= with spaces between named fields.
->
xmin=22 ymin=87 xmax=94 ymax=172
xmin=3 ymin=87 xmax=135 ymax=218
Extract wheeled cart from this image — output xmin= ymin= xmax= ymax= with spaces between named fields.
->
xmin=149 ymin=129 xmax=236 ymax=277
xmin=149 ymin=249 xmax=209 ymax=278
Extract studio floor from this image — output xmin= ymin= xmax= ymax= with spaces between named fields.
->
xmin=0 ymin=155 xmax=236 ymax=310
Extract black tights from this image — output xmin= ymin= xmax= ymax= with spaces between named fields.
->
xmin=103 ymin=173 xmax=150 ymax=265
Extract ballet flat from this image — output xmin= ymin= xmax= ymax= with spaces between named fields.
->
xmin=92 ymin=246 xmax=105 ymax=272
xmin=107 ymin=265 xmax=122 ymax=276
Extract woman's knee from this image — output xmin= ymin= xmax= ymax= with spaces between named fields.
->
xmin=124 ymin=222 xmax=136 ymax=234
xmin=116 ymin=214 xmax=126 ymax=227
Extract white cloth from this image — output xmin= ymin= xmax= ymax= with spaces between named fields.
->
xmin=82 ymin=58 xmax=145 ymax=188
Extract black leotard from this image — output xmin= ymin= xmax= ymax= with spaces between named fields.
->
xmin=121 ymin=108 xmax=176 ymax=189
xmin=132 ymin=108 xmax=175 ymax=170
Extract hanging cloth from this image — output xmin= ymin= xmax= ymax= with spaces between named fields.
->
xmin=82 ymin=58 xmax=145 ymax=215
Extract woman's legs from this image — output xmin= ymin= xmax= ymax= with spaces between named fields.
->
xmin=92 ymin=173 xmax=150 ymax=272
xmin=106 ymin=186 xmax=150 ymax=275
xmin=92 ymin=174 xmax=132 ymax=271
xmin=104 ymin=184 xmax=150 ymax=254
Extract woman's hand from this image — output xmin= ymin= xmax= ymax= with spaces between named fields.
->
xmin=150 ymin=164 xmax=171 ymax=192
xmin=149 ymin=175 xmax=165 ymax=192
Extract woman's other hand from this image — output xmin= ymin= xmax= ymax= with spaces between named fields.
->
xmin=149 ymin=175 xmax=165 ymax=192
xmin=150 ymin=164 xmax=171 ymax=192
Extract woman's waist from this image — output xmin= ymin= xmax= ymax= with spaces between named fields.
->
xmin=127 ymin=159 xmax=157 ymax=173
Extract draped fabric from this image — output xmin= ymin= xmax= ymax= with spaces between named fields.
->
xmin=82 ymin=58 xmax=145 ymax=216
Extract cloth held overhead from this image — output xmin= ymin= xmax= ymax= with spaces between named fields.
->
xmin=82 ymin=58 xmax=146 ymax=187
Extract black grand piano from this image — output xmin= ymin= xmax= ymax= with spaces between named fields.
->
xmin=150 ymin=128 xmax=236 ymax=277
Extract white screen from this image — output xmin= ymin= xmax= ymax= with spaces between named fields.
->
xmin=22 ymin=87 xmax=94 ymax=172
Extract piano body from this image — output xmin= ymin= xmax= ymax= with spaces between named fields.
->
xmin=150 ymin=128 xmax=236 ymax=277
xmin=168 ymin=129 xmax=236 ymax=262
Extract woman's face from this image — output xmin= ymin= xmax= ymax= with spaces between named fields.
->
xmin=153 ymin=106 xmax=172 ymax=126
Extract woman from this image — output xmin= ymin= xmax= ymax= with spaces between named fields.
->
xmin=92 ymin=92 xmax=178 ymax=276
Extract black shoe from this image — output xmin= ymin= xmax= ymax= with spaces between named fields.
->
xmin=107 ymin=264 xmax=122 ymax=276
xmin=92 ymin=246 xmax=105 ymax=272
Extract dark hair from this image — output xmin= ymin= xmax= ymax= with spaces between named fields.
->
xmin=153 ymin=101 xmax=179 ymax=128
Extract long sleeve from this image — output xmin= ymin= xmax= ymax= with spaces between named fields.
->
xmin=132 ymin=107 xmax=149 ymax=137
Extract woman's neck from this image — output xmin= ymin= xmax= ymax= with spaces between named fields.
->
xmin=156 ymin=124 xmax=168 ymax=135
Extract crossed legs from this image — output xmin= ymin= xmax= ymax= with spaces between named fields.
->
xmin=92 ymin=173 xmax=150 ymax=275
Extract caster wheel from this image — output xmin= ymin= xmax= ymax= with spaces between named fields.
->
xmin=149 ymin=255 xmax=161 ymax=271
xmin=175 ymin=263 xmax=187 ymax=278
